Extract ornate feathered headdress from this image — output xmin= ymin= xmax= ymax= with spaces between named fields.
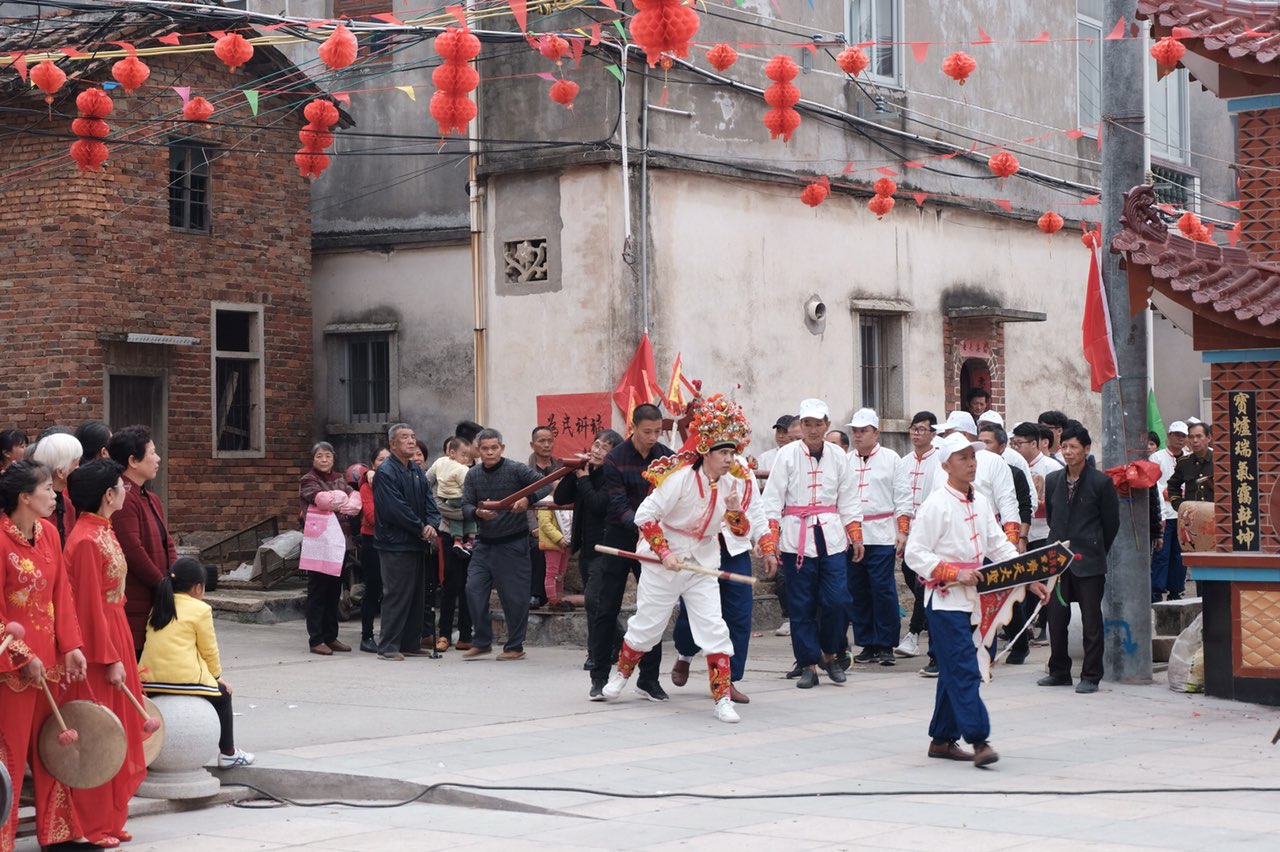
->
xmin=689 ymin=393 xmax=750 ymax=455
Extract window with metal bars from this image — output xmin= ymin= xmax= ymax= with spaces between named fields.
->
xmin=345 ymin=335 xmax=392 ymax=423
xmin=169 ymin=143 xmax=211 ymax=232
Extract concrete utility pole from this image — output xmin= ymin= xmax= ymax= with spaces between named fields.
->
xmin=1100 ymin=0 xmax=1153 ymax=683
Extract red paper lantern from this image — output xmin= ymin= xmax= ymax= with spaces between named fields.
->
xmin=111 ymin=54 xmax=150 ymax=94
xmin=549 ymin=79 xmax=579 ymax=109
xmin=70 ymin=118 xmax=110 ymax=139
xmin=71 ymin=139 xmax=108 ymax=171
xmin=30 ymin=60 xmax=66 ymax=104
xmin=763 ymin=82 xmax=800 ymax=108
xmin=988 ymin=150 xmax=1019 ymax=179
xmin=295 ymin=151 xmax=331 ymax=179
xmin=431 ymin=62 xmax=480 ymax=94
xmin=763 ymin=108 xmax=800 ymax=142
xmin=304 ymin=98 xmax=340 ymax=129
xmin=214 ymin=32 xmax=254 ymax=72
xmin=763 ymin=54 xmax=801 ymax=143
xmin=1038 ymin=211 xmax=1064 ymax=235
xmin=764 ymin=54 xmax=798 ymax=83
xmin=800 ymin=181 xmax=828 ymax=207
xmin=75 ymin=88 xmax=114 ymax=119
xmin=1081 ymin=229 xmax=1101 ymax=249
xmin=435 ymin=27 xmax=481 ymax=63
xmin=836 ymin=46 xmax=869 ymax=77
xmin=873 ymin=177 xmax=896 ymax=197
xmin=1150 ymin=36 xmax=1185 ymax=72
xmin=319 ymin=23 xmax=359 ymax=70
xmin=629 ymin=0 xmax=700 ymax=67
xmin=183 ymin=96 xmax=214 ymax=122
xmin=868 ymin=194 xmax=895 ymax=218
xmin=539 ymin=35 xmax=570 ymax=63
xmin=706 ymin=43 xmax=737 ymax=73
xmin=299 ymin=126 xmax=334 ymax=149
xmin=430 ymin=92 xmax=477 ymax=135
xmin=942 ymin=51 xmax=977 ymax=85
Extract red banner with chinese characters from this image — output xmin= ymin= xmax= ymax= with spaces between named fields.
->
xmin=536 ymin=393 xmax=612 ymax=458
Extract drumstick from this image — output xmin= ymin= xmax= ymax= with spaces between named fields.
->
xmin=119 ymin=686 xmax=162 ymax=734
xmin=0 ymin=620 xmax=25 ymax=656
xmin=39 ymin=678 xmax=79 ymax=746
xmin=594 ymin=545 xmax=757 ymax=585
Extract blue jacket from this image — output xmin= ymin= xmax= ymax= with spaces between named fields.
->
xmin=373 ymin=455 xmax=441 ymax=553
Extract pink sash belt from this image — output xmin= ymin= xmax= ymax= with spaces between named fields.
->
xmin=783 ymin=504 xmax=837 ymax=568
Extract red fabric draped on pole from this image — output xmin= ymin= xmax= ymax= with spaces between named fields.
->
xmin=613 ymin=332 xmax=663 ymax=414
xmin=1082 ymin=244 xmax=1119 ymax=392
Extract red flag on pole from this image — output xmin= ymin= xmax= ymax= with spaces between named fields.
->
xmin=664 ymin=352 xmax=685 ymax=413
xmin=613 ymin=332 xmax=660 ymax=413
xmin=1082 ymin=245 xmax=1119 ymax=392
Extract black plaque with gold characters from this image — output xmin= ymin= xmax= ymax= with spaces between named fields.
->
xmin=974 ymin=541 xmax=1074 ymax=593
xmin=1229 ymin=390 xmax=1260 ymax=552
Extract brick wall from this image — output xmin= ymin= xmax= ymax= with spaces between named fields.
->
xmin=1237 ymin=109 xmax=1280 ymax=265
xmin=0 ymin=53 xmax=315 ymax=536
xmin=941 ymin=316 xmax=1005 ymax=415
xmin=1210 ymin=360 xmax=1280 ymax=553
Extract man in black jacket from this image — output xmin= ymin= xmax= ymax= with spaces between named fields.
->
xmin=373 ymin=423 xmax=442 ymax=661
xmin=1038 ymin=423 xmax=1120 ymax=693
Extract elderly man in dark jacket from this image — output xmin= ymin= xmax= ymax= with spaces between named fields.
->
xmin=373 ymin=423 xmax=441 ymax=661
xmin=1038 ymin=423 xmax=1120 ymax=694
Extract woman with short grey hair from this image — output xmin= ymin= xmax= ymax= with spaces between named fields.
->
xmin=299 ymin=441 xmax=361 ymax=656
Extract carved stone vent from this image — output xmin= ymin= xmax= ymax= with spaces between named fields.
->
xmin=504 ymin=238 xmax=549 ymax=284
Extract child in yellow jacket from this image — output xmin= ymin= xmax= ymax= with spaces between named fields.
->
xmin=536 ymin=506 xmax=574 ymax=609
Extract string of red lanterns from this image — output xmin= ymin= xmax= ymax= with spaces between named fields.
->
xmin=295 ymin=97 xmax=339 ymax=179
xmin=762 ymin=54 xmax=801 ymax=143
xmin=430 ymin=26 xmax=480 ymax=135
xmin=69 ymin=87 xmax=112 ymax=171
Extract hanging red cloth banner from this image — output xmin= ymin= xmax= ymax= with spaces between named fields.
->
xmin=536 ymin=393 xmax=613 ymax=457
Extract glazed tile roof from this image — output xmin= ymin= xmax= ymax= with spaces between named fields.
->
xmin=1137 ymin=1 xmax=1280 ymax=63
xmin=1113 ymin=185 xmax=1280 ymax=334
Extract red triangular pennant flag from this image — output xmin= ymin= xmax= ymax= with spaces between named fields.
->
xmin=994 ymin=200 xmax=1012 ymax=212
xmin=9 ymin=53 xmax=27 ymax=82
xmin=371 ymin=12 xmax=404 ymax=25
xmin=600 ymin=0 xmax=617 ymax=10
xmin=1066 ymin=128 xmax=1085 ymax=139
xmin=1080 ymin=194 xmax=1100 ymax=206
xmin=1082 ymin=245 xmax=1119 ymax=392
xmin=912 ymin=192 xmax=927 ymax=207
xmin=1024 ymin=30 xmax=1050 ymax=43
xmin=904 ymin=160 xmax=923 ymax=169
xmin=842 ymin=162 xmax=855 ymax=174
xmin=972 ymin=27 xmax=992 ymax=45
xmin=509 ymin=0 xmax=528 ymax=33
xmin=571 ymin=37 xmax=586 ymax=65
xmin=1105 ymin=18 xmax=1127 ymax=40
xmin=876 ymin=166 xmax=898 ymax=176
xmin=613 ymin=333 xmax=660 ymax=414
xmin=446 ymin=5 xmax=467 ymax=28
xmin=589 ymin=24 xmax=602 ymax=46
xmin=332 ymin=91 xmax=351 ymax=105
xmin=156 ymin=33 xmax=181 ymax=45
xmin=910 ymin=42 xmax=930 ymax=64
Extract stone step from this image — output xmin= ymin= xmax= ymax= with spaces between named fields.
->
xmin=1153 ymin=597 xmax=1203 ymax=637
xmin=1153 ymin=635 xmax=1177 ymax=664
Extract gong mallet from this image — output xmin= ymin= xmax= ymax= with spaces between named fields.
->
xmin=39 ymin=679 xmax=79 ymax=746
xmin=0 ymin=621 xmax=25 ymax=656
xmin=594 ymin=545 xmax=757 ymax=585
xmin=119 ymin=686 xmax=162 ymax=734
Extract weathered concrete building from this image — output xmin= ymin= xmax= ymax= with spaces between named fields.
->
xmin=278 ymin=1 xmax=1235 ymax=456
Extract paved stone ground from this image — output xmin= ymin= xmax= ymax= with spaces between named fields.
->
xmin=20 ymin=617 xmax=1280 ymax=851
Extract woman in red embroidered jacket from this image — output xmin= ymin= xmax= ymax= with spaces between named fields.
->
xmin=62 ymin=459 xmax=148 ymax=847
xmin=0 ymin=461 xmax=88 ymax=852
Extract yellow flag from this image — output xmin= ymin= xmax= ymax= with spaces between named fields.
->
xmin=396 ymin=85 xmax=416 ymax=101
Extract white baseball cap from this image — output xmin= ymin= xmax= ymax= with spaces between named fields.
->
xmin=847 ymin=407 xmax=879 ymax=429
xmin=977 ymin=410 xmax=1004 ymax=427
xmin=933 ymin=432 xmax=985 ymax=463
xmin=1167 ymin=420 xmax=1188 ymax=435
xmin=1185 ymin=416 xmax=1203 ymax=425
xmin=935 ymin=410 xmax=978 ymax=436
xmin=797 ymin=398 xmax=830 ymax=421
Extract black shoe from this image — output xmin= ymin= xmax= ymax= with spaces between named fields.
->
xmin=588 ymin=681 xmax=605 ymax=701
xmin=359 ymin=638 xmax=378 ymax=654
xmin=1167 ymin=593 xmax=1183 ymax=601
xmin=825 ymin=659 xmax=847 ymax=684
xmin=583 ymin=657 xmax=594 ymax=672
xmin=785 ymin=661 xmax=804 ymax=679
xmin=1038 ymin=673 xmax=1073 ymax=687
xmin=837 ymin=651 xmax=853 ymax=672
xmin=635 ymin=680 xmax=670 ymax=702
xmin=919 ymin=661 xmax=939 ymax=678
xmin=1005 ymin=645 xmax=1029 ymax=665
xmin=852 ymin=647 xmax=877 ymax=664
xmin=877 ymin=649 xmax=896 ymax=667
xmin=797 ymin=668 xmax=819 ymax=689
xmin=1076 ymin=679 xmax=1099 ymax=694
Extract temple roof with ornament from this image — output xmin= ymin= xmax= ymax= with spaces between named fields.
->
xmin=1113 ymin=185 xmax=1280 ymax=341
xmin=1138 ymin=0 xmax=1280 ymax=96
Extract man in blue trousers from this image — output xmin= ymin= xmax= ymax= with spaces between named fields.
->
xmin=845 ymin=408 xmax=902 ymax=667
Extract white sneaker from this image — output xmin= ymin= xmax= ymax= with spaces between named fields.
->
xmin=602 ymin=670 xmax=629 ymax=700
xmin=895 ymin=632 xmax=921 ymax=657
xmin=774 ymin=620 xmax=791 ymax=637
xmin=714 ymin=696 xmax=740 ymax=724
xmin=218 ymin=747 xmax=255 ymax=768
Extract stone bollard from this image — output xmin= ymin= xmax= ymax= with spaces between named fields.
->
xmin=135 ymin=696 xmax=221 ymax=799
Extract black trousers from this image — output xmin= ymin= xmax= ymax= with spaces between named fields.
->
xmin=1047 ymin=570 xmax=1106 ymax=683
xmin=586 ymin=552 xmax=661 ymax=684
xmin=529 ymin=542 xmax=547 ymax=605
xmin=438 ymin=533 xmax=473 ymax=643
xmin=377 ymin=549 xmax=425 ymax=655
xmin=204 ymin=683 xmax=235 ymax=754
xmin=359 ymin=534 xmax=383 ymax=642
xmin=1005 ymin=538 xmax=1047 ymax=655
xmin=305 ymin=571 xmax=343 ymax=647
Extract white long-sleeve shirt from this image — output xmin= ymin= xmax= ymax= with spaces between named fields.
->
xmin=1003 ymin=446 xmax=1038 ymax=519
xmin=634 ymin=464 xmax=736 ymax=568
xmin=1149 ymin=447 xmax=1179 ymax=521
xmin=905 ymin=483 xmax=1019 ymax=613
xmin=894 ymin=447 xmax=942 ymax=524
xmin=760 ymin=440 xmax=862 ymax=557
xmin=720 ymin=456 xmax=766 ymax=557
xmin=1025 ymin=453 xmax=1064 ymax=542
xmin=848 ymin=444 xmax=900 ymax=546
xmin=932 ymin=449 xmax=1018 ymax=529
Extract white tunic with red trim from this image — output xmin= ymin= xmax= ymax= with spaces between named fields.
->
xmin=933 ymin=449 xmax=1018 ymax=527
xmin=720 ymin=456 xmax=766 ymax=557
xmin=894 ymin=447 xmax=941 ymax=525
xmin=759 ymin=440 xmax=862 ymax=557
xmin=848 ymin=444 xmax=900 ymax=546
xmin=905 ymin=483 xmax=1019 ymax=613
xmin=634 ymin=464 xmax=737 ymax=568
